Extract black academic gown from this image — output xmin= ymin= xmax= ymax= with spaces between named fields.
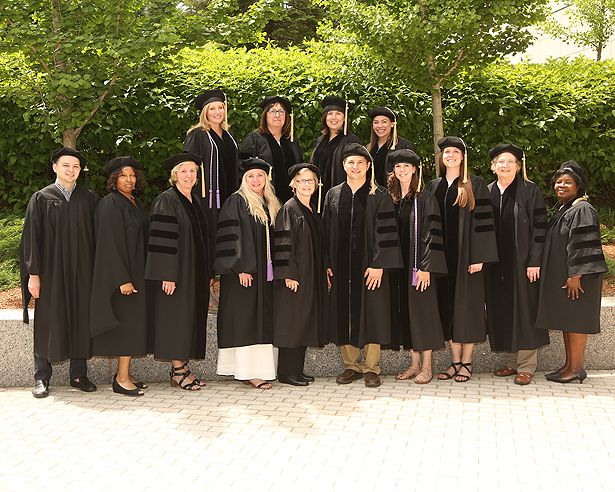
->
xmin=323 ymin=182 xmax=403 ymax=347
xmin=273 ymin=196 xmax=328 ymax=348
xmin=19 ymin=184 xmax=97 ymax=362
xmin=144 ymin=187 xmax=211 ymax=360
xmin=311 ymin=132 xmax=361 ymax=197
xmin=535 ymin=199 xmax=607 ymax=334
xmin=389 ymin=190 xmax=447 ymax=351
xmin=183 ymin=127 xmax=239 ymax=245
xmin=427 ymin=175 xmax=499 ymax=343
xmin=239 ymin=130 xmax=302 ymax=203
xmin=369 ymin=137 xmax=415 ymax=187
xmin=215 ymin=193 xmax=276 ymax=348
xmin=90 ymin=191 xmax=150 ymax=356
xmin=486 ymin=177 xmax=550 ymax=352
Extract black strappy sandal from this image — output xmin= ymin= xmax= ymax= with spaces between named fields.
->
xmin=438 ymin=362 xmax=462 ymax=380
xmin=170 ymin=364 xmax=203 ymax=391
xmin=455 ymin=362 xmax=473 ymax=383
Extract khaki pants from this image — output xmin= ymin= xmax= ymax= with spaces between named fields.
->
xmin=502 ymin=350 xmax=538 ymax=374
xmin=340 ymin=344 xmax=381 ymax=375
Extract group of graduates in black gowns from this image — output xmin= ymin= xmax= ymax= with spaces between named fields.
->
xmin=19 ymin=88 xmax=608 ymax=397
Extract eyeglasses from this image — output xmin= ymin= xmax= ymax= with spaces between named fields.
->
xmin=268 ymin=109 xmax=286 ymax=116
xmin=496 ymin=160 xmax=517 ymax=166
xmin=296 ymin=179 xmax=316 ymax=185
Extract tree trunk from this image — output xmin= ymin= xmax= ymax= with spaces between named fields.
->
xmin=596 ymin=44 xmax=602 ymax=61
xmin=430 ymin=85 xmax=444 ymax=175
xmin=62 ymin=129 xmax=80 ymax=149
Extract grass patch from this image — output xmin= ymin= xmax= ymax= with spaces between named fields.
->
xmin=0 ymin=212 xmax=23 ymax=290
xmin=598 ymin=206 xmax=615 ymax=245
xmin=606 ymin=256 xmax=615 ymax=281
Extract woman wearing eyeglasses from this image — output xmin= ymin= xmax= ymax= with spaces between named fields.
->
xmin=273 ymin=164 xmax=328 ymax=386
xmin=238 ymin=96 xmax=303 ymax=203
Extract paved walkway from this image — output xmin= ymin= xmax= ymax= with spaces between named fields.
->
xmin=2 ymin=372 xmax=615 ymax=491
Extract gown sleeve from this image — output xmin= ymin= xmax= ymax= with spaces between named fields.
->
xmin=214 ymin=194 xmax=257 ymax=274
xmin=19 ymin=192 xmax=44 ymax=323
xmin=273 ymin=205 xmax=299 ymax=281
xmin=371 ymin=192 xmax=403 ymax=269
xmin=145 ymin=193 xmax=181 ymax=282
xmin=419 ymin=191 xmax=447 ymax=275
xmin=566 ymin=204 xmax=608 ymax=277
xmin=89 ymin=196 xmax=133 ymax=336
xmin=469 ymin=177 xmax=499 ymax=265
xmin=528 ymin=183 xmax=547 ymax=267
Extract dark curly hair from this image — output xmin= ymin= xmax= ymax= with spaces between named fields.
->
xmin=106 ymin=166 xmax=145 ymax=194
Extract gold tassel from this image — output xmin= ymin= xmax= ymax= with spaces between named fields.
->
xmin=290 ymin=110 xmax=294 ymax=143
xmin=224 ymin=94 xmax=229 ymax=129
xmin=268 ymin=165 xmax=273 ymax=181
xmin=522 ymin=152 xmax=528 ymax=181
xmin=370 ymin=160 xmax=377 ymax=194
xmin=417 ymin=159 xmax=423 ymax=193
xmin=391 ymin=122 xmax=398 ymax=150
xmin=317 ymin=179 xmax=323 ymax=213
xmin=463 ymin=148 xmax=468 ymax=184
xmin=343 ymin=100 xmax=348 ymax=136
xmin=200 ymin=163 xmax=206 ymax=198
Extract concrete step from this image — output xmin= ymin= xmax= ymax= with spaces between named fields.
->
xmin=1 ymin=298 xmax=614 ymax=387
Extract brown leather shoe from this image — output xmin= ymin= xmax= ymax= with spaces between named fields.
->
xmin=494 ymin=366 xmax=517 ymax=377
xmin=364 ymin=372 xmax=382 ymax=388
xmin=514 ymin=372 xmax=533 ymax=385
xmin=336 ymin=369 xmax=363 ymax=384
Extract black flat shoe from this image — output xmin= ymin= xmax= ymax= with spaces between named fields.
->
xmin=298 ymin=373 xmax=315 ymax=383
xmin=549 ymin=369 xmax=587 ymax=384
xmin=70 ymin=376 xmax=97 ymax=392
xmin=278 ymin=375 xmax=309 ymax=387
xmin=113 ymin=375 xmax=144 ymax=396
xmin=32 ymin=379 xmax=49 ymax=399
xmin=133 ymin=380 xmax=147 ymax=389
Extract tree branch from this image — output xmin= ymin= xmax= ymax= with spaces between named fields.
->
xmin=76 ymin=71 xmax=119 ymax=133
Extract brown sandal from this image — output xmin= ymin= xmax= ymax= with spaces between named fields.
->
xmin=414 ymin=369 xmax=433 ymax=384
xmin=396 ymin=365 xmax=421 ymax=380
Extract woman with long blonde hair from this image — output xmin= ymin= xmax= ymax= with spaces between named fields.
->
xmin=426 ymin=137 xmax=498 ymax=383
xmin=215 ymin=158 xmax=282 ymax=389
xmin=184 ymin=89 xmax=238 ymax=228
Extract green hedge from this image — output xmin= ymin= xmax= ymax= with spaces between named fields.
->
xmin=1 ymin=44 xmax=614 ymax=209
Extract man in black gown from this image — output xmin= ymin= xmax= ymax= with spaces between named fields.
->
xmin=323 ymin=144 xmax=402 ymax=388
xmin=20 ymin=148 xmax=98 ymax=398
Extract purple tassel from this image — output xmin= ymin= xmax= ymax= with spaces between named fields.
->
xmin=216 ymin=191 xmax=220 ymax=209
xmin=208 ymin=189 xmax=213 ymax=209
xmin=266 ymin=260 xmax=274 ymax=281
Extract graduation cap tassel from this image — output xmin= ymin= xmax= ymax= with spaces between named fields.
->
xmin=417 ymin=159 xmax=423 ymax=193
xmin=370 ymin=161 xmax=376 ymax=194
xmin=391 ymin=122 xmax=398 ymax=150
xmin=343 ymin=101 xmax=348 ymax=136
xmin=200 ymin=163 xmax=206 ymax=198
xmin=84 ymin=164 xmax=89 ymax=189
xmin=224 ymin=94 xmax=229 ymax=129
xmin=268 ymin=165 xmax=273 ymax=181
xmin=317 ymin=179 xmax=323 ymax=214
xmin=522 ymin=153 xmax=528 ymax=181
xmin=290 ymin=111 xmax=294 ymax=143
xmin=463 ymin=149 xmax=469 ymax=184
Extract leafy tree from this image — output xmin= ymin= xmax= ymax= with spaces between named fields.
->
xmin=266 ymin=0 xmax=327 ymax=46
xmin=324 ymin=0 xmax=548 ymax=160
xmin=543 ymin=0 xmax=615 ymax=61
xmin=0 ymin=0 xmax=282 ymax=148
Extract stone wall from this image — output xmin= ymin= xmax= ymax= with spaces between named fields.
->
xmin=1 ymin=298 xmax=614 ymax=387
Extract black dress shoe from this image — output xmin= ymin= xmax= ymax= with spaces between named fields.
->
xmin=113 ymin=375 xmax=144 ymax=396
xmin=298 ymin=373 xmax=315 ymax=383
xmin=32 ymin=379 xmax=49 ymax=399
xmin=70 ymin=376 xmax=97 ymax=392
xmin=278 ymin=375 xmax=309 ymax=386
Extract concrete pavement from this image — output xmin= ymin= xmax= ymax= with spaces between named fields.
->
xmin=1 ymin=372 xmax=615 ymax=491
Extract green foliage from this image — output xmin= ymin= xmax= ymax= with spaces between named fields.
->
xmin=0 ymin=45 xmax=614 ymax=209
xmin=542 ymin=0 xmax=615 ymax=61
xmin=605 ymin=255 xmax=615 ymax=280
xmin=0 ymin=213 xmax=22 ymax=290
xmin=326 ymin=0 xmax=548 ymax=90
